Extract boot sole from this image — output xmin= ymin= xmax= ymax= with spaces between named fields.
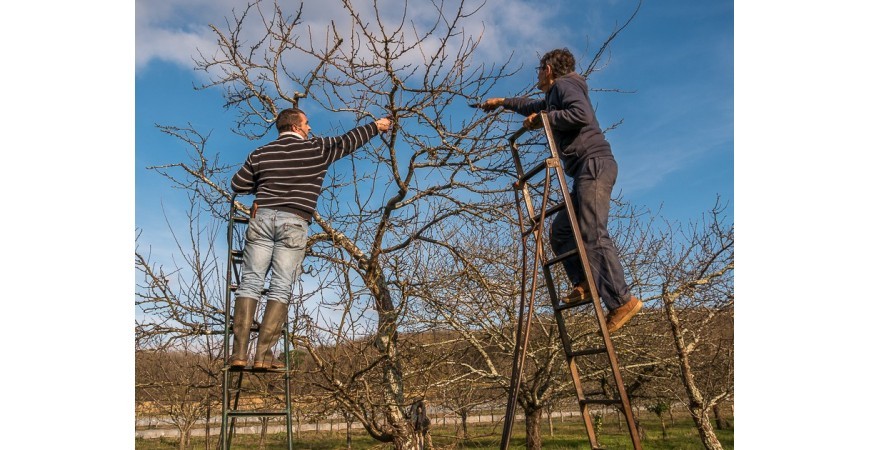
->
xmin=562 ymin=293 xmax=586 ymax=305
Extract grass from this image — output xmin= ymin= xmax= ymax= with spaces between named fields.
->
xmin=135 ymin=413 xmax=733 ymax=450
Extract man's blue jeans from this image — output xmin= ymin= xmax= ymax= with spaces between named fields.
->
xmin=550 ymin=156 xmax=630 ymax=311
xmin=235 ymin=208 xmax=308 ymax=304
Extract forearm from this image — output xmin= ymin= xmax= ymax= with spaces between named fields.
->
xmin=325 ymin=122 xmax=380 ymax=161
xmin=503 ymin=97 xmax=546 ymax=116
xmin=231 ymin=167 xmax=255 ymax=194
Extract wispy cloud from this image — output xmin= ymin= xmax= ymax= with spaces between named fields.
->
xmin=135 ymin=0 xmax=585 ymax=75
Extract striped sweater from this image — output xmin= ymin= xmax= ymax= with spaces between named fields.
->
xmin=231 ymin=122 xmax=380 ymax=221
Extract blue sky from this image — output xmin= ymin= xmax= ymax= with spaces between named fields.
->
xmin=136 ymin=0 xmax=734 ymax=266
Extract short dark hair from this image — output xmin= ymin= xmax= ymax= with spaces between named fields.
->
xmin=276 ymin=108 xmax=306 ymax=133
xmin=540 ymin=48 xmax=576 ymax=79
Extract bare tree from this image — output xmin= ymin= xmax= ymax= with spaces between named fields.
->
xmin=653 ymin=200 xmax=734 ymax=450
xmin=403 ymin=216 xmax=636 ymax=450
xmin=144 ymin=0 xmax=518 ymax=447
xmin=136 ymin=346 xmax=219 ymax=450
xmin=135 ymin=2 xmax=706 ymax=450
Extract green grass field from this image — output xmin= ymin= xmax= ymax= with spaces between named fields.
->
xmin=135 ymin=413 xmax=733 ymax=450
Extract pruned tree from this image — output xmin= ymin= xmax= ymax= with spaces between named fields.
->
xmin=133 ymin=3 xmax=726 ymax=450
xmin=654 ymin=199 xmax=734 ymax=450
xmin=143 ymin=1 xmax=518 ymax=446
xmin=136 ymin=346 xmax=219 ymax=450
xmin=403 ymin=206 xmax=665 ymax=450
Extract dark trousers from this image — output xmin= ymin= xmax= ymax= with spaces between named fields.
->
xmin=550 ymin=157 xmax=630 ymax=311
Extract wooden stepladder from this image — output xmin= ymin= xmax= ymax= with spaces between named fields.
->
xmin=219 ymin=194 xmax=294 ymax=450
xmin=500 ymin=114 xmax=642 ymax=450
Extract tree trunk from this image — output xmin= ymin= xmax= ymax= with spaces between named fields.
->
xmin=713 ymin=404 xmax=730 ymax=430
xmin=259 ymin=417 xmax=268 ymax=450
xmin=205 ymin=404 xmax=211 ymax=450
xmin=363 ymin=261 xmax=415 ymax=450
xmin=664 ymin=294 xmax=724 ymax=450
xmin=425 ymin=430 xmax=435 ymax=450
xmin=460 ymin=410 xmax=469 ymax=439
xmin=546 ymin=407 xmax=553 ymax=437
xmin=658 ymin=414 xmax=668 ymax=439
xmin=179 ymin=425 xmax=191 ymax=450
xmin=296 ymin=410 xmax=302 ymax=438
xmin=633 ymin=407 xmax=646 ymax=441
xmin=523 ymin=407 xmax=543 ymax=450
xmin=346 ymin=415 xmax=353 ymax=450
xmin=689 ymin=406 xmax=723 ymax=450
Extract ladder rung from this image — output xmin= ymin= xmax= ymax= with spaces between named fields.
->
xmin=517 ymin=160 xmax=548 ymax=184
xmin=522 ymin=202 xmax=567 ymax=237
xmin=232 ymin=216 xmax=249 ymax=224
xmin=226 ymin=365 xmax=288 ymax=373
xmin=231 ymin=250 xmax=243 ymax=258
xmin=569 ymin=347 xmax=607 ymax=357
xmin=580 ymin=399 xmax=623 ymax=406
xmin=545 ymin=249 xmax=578 ymax=267
xmin=227 ymin=410 xmax=290 ymax=417
xmin=554 ymin=298 xmax=593 ymax=311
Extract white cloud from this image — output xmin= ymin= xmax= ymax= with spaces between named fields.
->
xmin=135 ymin=0 xmax=580 ymax=76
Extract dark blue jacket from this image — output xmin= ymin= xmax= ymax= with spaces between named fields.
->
xmin=503 ymin=72 xmax=613 ymax=176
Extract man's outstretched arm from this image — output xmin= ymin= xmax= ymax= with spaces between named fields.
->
xmin=322 ymin=117 xmax=393 ymax=162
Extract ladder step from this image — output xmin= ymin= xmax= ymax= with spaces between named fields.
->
xmin=227 ymin=410 xmax=289 ymax=417
xmin=232 ymin=216 xmax=249 ymax=224
xmin=544 ymin=249 xmax=578 ymax=267
xmin=517 ymin=160 xmax=548 ymax=184
xmin=522 ymin=202 xmax=566 ymax=236
xmin=554 ymin=298 xmax=593 ymax=311
xmin=569 ymin=347 xmax=607 ymax=357
xmin=580 ymin=399 xmax=623 ymax=406
xmin=226 ymin=365 xmax=288 ymax=373
xmin=231 ymin=250 xmax=244 ymax=259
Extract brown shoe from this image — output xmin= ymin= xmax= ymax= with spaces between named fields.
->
xmin=605 ymin=296 xmax=643 ymax=334
xmin=563 ymin=280 xmax=592 ymax=305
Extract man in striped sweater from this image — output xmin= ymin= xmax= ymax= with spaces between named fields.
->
xmin=229 ymin=108 xmax=392 ymax=369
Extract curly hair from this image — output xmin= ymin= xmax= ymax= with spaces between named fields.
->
xmin=276 ymin=108 xmax=306 ymax=133
xmin=540 ymin=48 xmax=576 ymax=78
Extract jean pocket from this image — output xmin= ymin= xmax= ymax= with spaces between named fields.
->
xmin=280 ymin=220 xmax=308 ymax=249
xmin=244 ymin=215 xmax=269 ymax=241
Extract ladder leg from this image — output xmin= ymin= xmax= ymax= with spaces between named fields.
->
xmin=507 ymin=117 xmax=644 ymax=449
xmin=292 ymin=322 xmax=295 ymax=450
xmin=221 ymin=195 xmax=294 ymax=450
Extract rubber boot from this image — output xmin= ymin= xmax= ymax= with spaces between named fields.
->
xmin=253 ymin=300 xmax=289 ymax=369
xmin=229 ymin=297 xmax=258 ymax=368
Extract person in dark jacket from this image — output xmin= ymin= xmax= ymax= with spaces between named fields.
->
xmin=480 ymin=48 xmax=641 ymax=334
xmin=228 ymin=108 xmax=392 ymax=369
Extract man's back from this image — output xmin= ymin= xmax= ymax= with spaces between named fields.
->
xmin=231 ymin=121 xmax=380 ymax=221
